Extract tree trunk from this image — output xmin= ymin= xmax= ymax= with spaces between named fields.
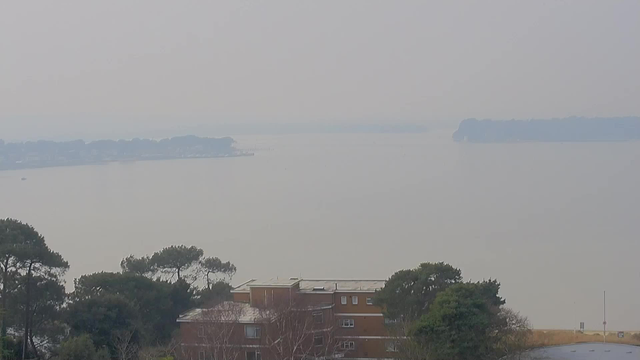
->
xmin=22 ymin=262 xmax=33 ymax=360
xmin=1 ymin=257 xmax=9 ymax=360
xmin=29 ymin=329 xmax=40 ymax=360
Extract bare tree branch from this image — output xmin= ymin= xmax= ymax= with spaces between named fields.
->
xmin=112 ymin=330 xmax=138 ymax=360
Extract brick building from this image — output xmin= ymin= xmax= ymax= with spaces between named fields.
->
xmin=178 ymin=278 xmax=398 ymax=360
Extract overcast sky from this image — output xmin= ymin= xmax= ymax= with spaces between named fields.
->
xmin=1 ymin=1 xmax=639 ymax=140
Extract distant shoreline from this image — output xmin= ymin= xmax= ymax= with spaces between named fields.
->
xmin=453 ymin=117 xmax=640 ymax=143
xmin=0 ymin=153 xmax=254 ymax=172
xmin=0 ymin=135 xmax=251 ymax=171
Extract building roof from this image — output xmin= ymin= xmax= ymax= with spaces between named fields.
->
xmin=300 ymin=279 xmax=385 ymax=293
xmin=243 ymin=278 xmax=301 ymax=287
xmin=177 ymin=302 xmax=264 ymax=324
xmin=231 ymin=278 xmax=385 ymax=293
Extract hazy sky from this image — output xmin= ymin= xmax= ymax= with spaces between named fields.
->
xmin=1 ymin=1 xmax=639 ymax=140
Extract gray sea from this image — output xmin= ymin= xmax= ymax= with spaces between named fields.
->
xmin=1 ymin=132 xmax=639 ymax=330
xmin=525 ymin=343 xmax=639 ymax=359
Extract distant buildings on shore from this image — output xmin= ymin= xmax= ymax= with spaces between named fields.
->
xmin=0 ymin=135 xmax=251 ymax=171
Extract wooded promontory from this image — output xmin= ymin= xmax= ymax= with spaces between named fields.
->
xmin=453 ymin=117 xmax=640 ymax=142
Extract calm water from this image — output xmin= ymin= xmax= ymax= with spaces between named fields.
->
xmin=526 ymin=343 xmax=639 ymax=359
xmin=1 ymin=132 xmax=640 ymax=330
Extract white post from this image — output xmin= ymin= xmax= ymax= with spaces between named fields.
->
xmin=603 ymin=291 xmax=606 ymax=344
xmin=573 ymin=301 xmax=576 ymax=335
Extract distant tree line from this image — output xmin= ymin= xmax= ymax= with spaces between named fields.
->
xmin=0 ymin=136 xmax=245 ymax=171
xmin=452 ymin=117 xmax=640 ymax=142
xmin=0 ymin=219 xmax=236 ymax=360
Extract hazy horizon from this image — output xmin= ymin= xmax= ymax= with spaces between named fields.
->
xmin=2 ymin=1 xmax=640 ymax=140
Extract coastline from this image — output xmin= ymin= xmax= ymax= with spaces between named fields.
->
xmin=0 ymin=152 xmax=254 ymax=172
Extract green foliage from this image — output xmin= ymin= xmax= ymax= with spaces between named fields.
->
xmin=149 ymin=245 xmax=204 ymax=280
xmin=200 ymin=257 xmax=236 ymax=288
xmin=168 ymin=278 xmax=195 ymax=324
xmin=494 ymin=308 xmax=532 ymax=357
xmin=375 ymin=262 xmax=462 ymax=320
xmin=120 ymin=255 xmax=155 ymax=277
xmin=72 ymin=246 xmax=232 ymax=352
xmin=1 ymin=336 xmax=24 ymax=359
xmin=0 ymin=218 xmax=69 ymax=358
xmin=58 ymin=335 xmax=102 ymax=360
xmin=195 ymin=281 xmax=233 ymax=307
xmin=72 ymin=271 xmax=158 ymax=300
xmin=160 ymin=278 xmax=195 ymax=342
xmin=4 ymin=220 xmax=237 ymax=357
xmin=1 ymin=219 xmax=69 ymax=274
xmin=66 ymin=294 xmax=139 ymax=350
xmin=13 ymin=274 xmax=66 ymax=312
xmin=9 ymin=274 xmax=67 ymax=355
xmin=412 ymin=281 xmax=506 ymax=360
xmin=1 ymin=219 xmax=38 ymax=338
xmin=376 ymin=263 xmax=527 ymax=360
xmin=70 ymin=272 xmax=195 ymax=344
xmin=94 ymin=347 xmax=111 ymax=360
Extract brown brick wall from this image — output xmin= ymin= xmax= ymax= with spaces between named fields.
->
xmin=334 ymin=292 xmax=381 ymax=314
xmin=180 ymin=322 xmax=268 ymax=360
xmin=232 ymin=292 xmax=250 ymax=303
xmin=181 ymin=322 xmax=265 ymax=345
xmin=339 ymin=338 xmax=394 ymax=359
xmin=297 ymin=293 xmax=334 ymax=306
xmin=181 ymin=288 xmax=391 ymax=359
xmin=336 ymin=315 xmax=387 ymax=337
xmin=249 ymin=287 xmax=296 ymax=308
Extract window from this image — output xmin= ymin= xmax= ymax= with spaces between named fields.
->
xmin=245 ymin=325 xmax=261 ymax=339
xmin=386 ymin=341 xmax=400 ymax=352
xmin=313 ymin=311 xmax=324 ymax=324
xmin=352 ymin=296 xmax=358 ymax=305
xmin=198 ymin=325 xmax=205 ymax=338
xmin=339 ymin=318 xmax=355 ymax=328
xmin=314 ymin=335 xmax=324 ymax=347
xmin=199 ymin=351 xmax=206 ymax=360
xmin=341 ymin=296 xmax=347 ymax=305
xmin=366 ymin=297 xmax=373 ymax=305
xmin=340 ymin=341 xmax=355 ymax=350
xmin=246 ymin=351 xmax=261 ymax=360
